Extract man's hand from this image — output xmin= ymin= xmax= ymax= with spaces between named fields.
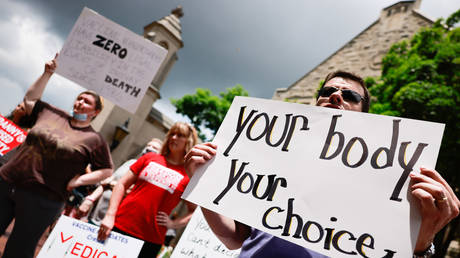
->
xmin=44 ymin=53 xmax=58 ymax=74
xmin=410 ymin=167 xmax=460 ymax=252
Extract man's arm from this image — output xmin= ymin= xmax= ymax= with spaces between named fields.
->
xmin=23 ymin=53 xmax=58 ymax=115
xmin=66 ymin=168 xmax=113 ymax=191
xmin=76 ymin=184 xmax=105 ymax=218
xmin=201 ymin=207 xmax=251 ymax=250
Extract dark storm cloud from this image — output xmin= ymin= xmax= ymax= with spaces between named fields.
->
xmin=1 ymin=0 xmax=459 ymax=118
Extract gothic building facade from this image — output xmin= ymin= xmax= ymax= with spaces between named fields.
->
xmin=272 ymin=0 xmax=433 ymax=104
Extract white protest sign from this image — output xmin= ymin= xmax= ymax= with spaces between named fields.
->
xmin=56 ymin=7 xmax=167 ymax=113
xmin=182 ymin=96 xmax=445 ymax=257
xmin=0 ymin=114 xmax=27 ymax=156
xmin=37 ymin=215 xmax=143 ymax=258
xmin=171 ymin=207 xmax=240 ymax=258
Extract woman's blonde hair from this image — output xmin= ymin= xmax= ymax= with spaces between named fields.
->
xmin=160 ymin=122 xmax=198 ymax=157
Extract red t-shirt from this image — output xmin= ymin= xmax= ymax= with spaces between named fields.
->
xmin=114 ymin=152 xmax=189 ymax=244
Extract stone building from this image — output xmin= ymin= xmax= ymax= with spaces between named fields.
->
xmin=273 ymin=0 xmax=433 ymax=104
xmin=91 ymin=6 xmax=184 ymax=167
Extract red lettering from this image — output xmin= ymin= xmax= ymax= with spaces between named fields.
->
xmin=60 ymin=232 xmax=73 ymax=243
xmin=97 ymin=251 xmax=108 ymax=258
xmin=81 ymin=245 xmax=93 ymax=258
xmin=71 ymin=242 xmax=83 ymax=256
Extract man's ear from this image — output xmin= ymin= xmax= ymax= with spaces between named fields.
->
xmin=90 ymin=109 xmax=101 ymax=119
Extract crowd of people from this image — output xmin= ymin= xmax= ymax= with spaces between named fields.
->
xmin=0 ymin=55 xmax=458 ymax=258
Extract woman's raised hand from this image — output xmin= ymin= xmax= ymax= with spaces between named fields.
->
xmin=184 ymin=142 xmax=217 ymax=175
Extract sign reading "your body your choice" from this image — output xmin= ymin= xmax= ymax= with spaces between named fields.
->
xmin=183 ymin=96 xmax=445 ymax=257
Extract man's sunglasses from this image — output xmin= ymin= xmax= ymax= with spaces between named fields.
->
xmin=318 ymin=86 xmax=364 ymax=103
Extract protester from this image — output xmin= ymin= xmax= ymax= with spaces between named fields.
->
xmin=5 ymin=101 xmax=33 ymax=128
xmin=97 ymin=123 xmax=198 ymax=258
xmin=0 ymin=54 xmax=113 ymax=258
xmin=184 ymin=71 xmax=460 ymax=258
xmin=86 ymin=138 xmax=164 ymax=225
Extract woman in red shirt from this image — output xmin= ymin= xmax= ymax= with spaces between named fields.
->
xmin=97 ymin=122 xmax=198 ymax=258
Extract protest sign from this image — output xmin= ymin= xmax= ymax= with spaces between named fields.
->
xmin=0 ymin=114 xmax=27 ymax=156
xmin=56 ymin=7 xmax=168 ymax=113
xmin=182 ymin=96 xmax=445 ymax=257
xmin=37 ymin=215 xmax=143 ymax=258
xmin=171 ymin=207 xmax=240 ymax=258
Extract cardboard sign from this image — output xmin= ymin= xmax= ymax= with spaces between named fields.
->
xmin=182 ymin=96 xmax=445 ymax=257
xmin=171 ymin=207 xmax=240 ymax=258
xmin=0 ymin=114 xmax=27 ymax=156
xmin=37 ymin=215 xmax=143 ymax=258
xmin=56 ymin=7 xmax=168 ymax=113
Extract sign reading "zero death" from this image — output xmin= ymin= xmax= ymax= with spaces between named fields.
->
xmin=56 ymin=7 xmax=167 ymax=113
xmin=182 ymin=96 xmax=445 ymax=257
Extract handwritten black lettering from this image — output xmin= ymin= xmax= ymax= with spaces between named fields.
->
xmin=213 ymin=159 xmax=287 ymax=205
xmin=263 ymin=198 xmax=395 ymax=256
xmin=104 ymin=75 xmax=140 ymax=98
xmin=319 ymin=115 xmax=428 ymax=202
xmin=223 ymin=106 xmax=309 ymax=156
xmin=92 ymin=34 xmax=128 ymax=59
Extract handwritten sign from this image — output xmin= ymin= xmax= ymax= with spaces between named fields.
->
xmin=171 ymin=207 xmax=240 ymax=258
xmin=56 ymin=7 xmax=168 ymax=113
xmin=0 ymin=114 xmax=26 ymax=156
xmin=37 ymin=215 xmax=143 ymax=258
xmin=182 ymin=96 xmax=444 ymax=257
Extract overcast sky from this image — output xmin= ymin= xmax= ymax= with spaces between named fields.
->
xmin=0 ymin=0 xmax=458 ymax=122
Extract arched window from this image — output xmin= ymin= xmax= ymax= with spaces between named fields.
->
xmin=159 ymin=41 xmax=169 ymax=50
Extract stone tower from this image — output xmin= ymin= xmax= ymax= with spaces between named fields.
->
xmin=144 ymin=6 xmax=184 ymax=93
xmin=273 ymin=0 xmax=432 ymax=104
xmin=91 ymin=6 xmax=184 ymax=167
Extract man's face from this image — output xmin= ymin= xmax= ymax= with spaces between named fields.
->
xmin=73 ymin=93 xmax=99 ymax=118
xmin=315 ymin=77 xmax=364 ymax=112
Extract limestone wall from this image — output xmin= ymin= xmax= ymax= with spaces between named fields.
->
xmin=273 ymin=3 xmax=432 ymax=104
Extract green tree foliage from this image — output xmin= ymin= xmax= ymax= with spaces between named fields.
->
xmin=368 ymin=10 xmax=460 ymax=256
xmin=171 ymin=84 xmax=248 ymax=140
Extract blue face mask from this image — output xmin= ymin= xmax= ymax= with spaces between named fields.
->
xmin=69 ymin=111 xmax=88 ymax=121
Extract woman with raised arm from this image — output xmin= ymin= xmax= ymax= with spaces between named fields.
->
xmin=0 ymin=54 xmax=113 ymax=258
xmin=97 ymin=122 xmax=198 ymax=258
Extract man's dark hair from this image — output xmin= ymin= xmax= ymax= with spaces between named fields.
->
xmin=317 ymin=70 xmax=370 ymax=113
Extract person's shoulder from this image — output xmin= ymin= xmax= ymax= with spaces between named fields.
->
xmin=36 ymin=100 xmax=69 ymax=118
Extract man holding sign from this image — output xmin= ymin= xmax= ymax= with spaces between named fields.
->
xmin=184 ymin=71 xmax=459 ymax=257
xmin=0 ymin=55 xmax=113 ymax=258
